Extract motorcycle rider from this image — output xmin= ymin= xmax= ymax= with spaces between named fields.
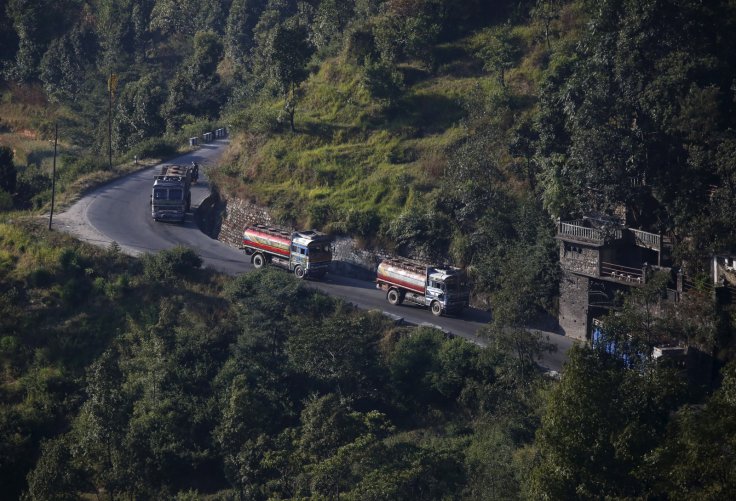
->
xmin=191 ymin=161 xmax=199 ymax=183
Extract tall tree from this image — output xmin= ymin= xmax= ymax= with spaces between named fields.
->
xmin=645 ymin=360 xmax=736 ymax=498
xmin=0 ymin=3 xmax=19 ymax=76
xmin=6 ymin=0 xmax=74 ymax=81
xmin=162 ymin=30 xmax=224 ymax=130
xmin=264 ymin=17 xmax=314 ymax=131
xmin=112 ymin=74 xmax=166 ymax=151
xmin=225 ymin=0 xmax=266 ymax=71
xmin=477 ymin=24 xmax=518 ymax=88
xmin=536 ymin=0 xmax=736 ymax=248
xmin=40 ymin=24 xmax=97 ymax=103
xmin=528 ymin=346 xmax=687 ymax=498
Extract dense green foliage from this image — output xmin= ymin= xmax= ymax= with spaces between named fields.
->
xmin=0 ymin=223 xmax=731 ymax=499
xmin=0 ymin=222 xmax=552 ymax=499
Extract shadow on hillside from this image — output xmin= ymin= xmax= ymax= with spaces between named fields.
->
xmin=400 ymin=65 xmax=432 ymax=87
xmin=26 ymin=149 xmax=55 ymax=167
xmin=434 ymin=45 xmax=484 ymax=78
xmin=391 ymin=94 xmax=464 ymax=134
xmin=300 ymin=121 xmax=357 ymax=141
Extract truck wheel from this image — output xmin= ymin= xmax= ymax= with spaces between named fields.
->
xmin=294 ymin=265 xmax=305 ymax=279
xmin=387 ymin=289 xmax=401 ymax=305
xmin=252 ymin=254 xmax=265 ymax=268
xmin=430 ymin=301 xmax=442 ymax=316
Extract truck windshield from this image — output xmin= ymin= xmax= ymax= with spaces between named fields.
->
xmin=309 ymin=243 xmax=331 ymax=253
xmin=445 ymin=276 xmax=467 ymax=292
xmin=168 ymin=189 xmax=183 ymax=200
xmin=153 ymin=189 xmax=167 ymax=200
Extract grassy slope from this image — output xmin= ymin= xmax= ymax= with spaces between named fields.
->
xmin=215 ymin=4 xmax=587 ymax=242
xmin=216 ymin=40 xmax=487 ymax=232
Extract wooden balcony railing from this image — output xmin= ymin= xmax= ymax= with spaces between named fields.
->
xmin=558 ymin=221 xmax=622 ymax=244
xmin=630 ymin=228 xmax=661 ymax=250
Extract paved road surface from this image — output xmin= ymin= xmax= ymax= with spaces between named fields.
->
xmin=54 ymin=139 xmax=576 ymax=371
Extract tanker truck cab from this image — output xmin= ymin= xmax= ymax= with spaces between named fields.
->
xmin=291 ymin=230 xmax=332 ymax=279
xmin=429 ymin=268 xmax=470 ymax=316
xmin=376 ymin=258 xmax=470 ymax=316
xmin=242 ymin=225 xmax=332 ymax=279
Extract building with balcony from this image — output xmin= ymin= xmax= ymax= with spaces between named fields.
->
xmin=557 ymin=217 xmax=672 ymax=340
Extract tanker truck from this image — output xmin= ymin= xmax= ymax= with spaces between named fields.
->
xmin=151 ymin=164 xmax=193 ymax=222
xmin=242 ymin=224 xmax=332 ymax=279
xmin=376 ymin=257 xmax=470 ymax=316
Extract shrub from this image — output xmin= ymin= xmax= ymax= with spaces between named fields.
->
xmin=361 ymin=57 xmax=404 ymax=104
xmin=15 ymin=170 xmax=51 ymax=209
xmin=307 ymin=202 xmax=335 ymax=229
xmin=0 ymin=189 xmax=13 ymax=211
xmin=59 ymin=155 xmax=102 ymax=183
xmin=60 ymin=276 xmax=91 ymax=305
xmin=0 ymin=146 xmax=17 ymax=193
xmin=131 ymin=138 xmax=178 ymax=160
xmin=230 ymin=105 xmax=280 ymax=134
xmin=343 ymin=24 xmax=378 ymax=65
xmin=58 ymin=248 xmax=87 ymax=274
xmin=344 ymin=207 xmax=381 ymax=238
xmin=27 ymin=268 xmax=54 ymax=287
xmin=386 ymin=210 xmax=453 ymax=262
xmin=142 ymin=246 xmax=202 ymax=281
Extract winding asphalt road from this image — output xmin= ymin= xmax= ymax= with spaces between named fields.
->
xmin=54 ymin=139 xmax=575 ymax=371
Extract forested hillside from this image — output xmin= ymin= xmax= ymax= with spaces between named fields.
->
xmin=1 ymin=0 xmax=736 ymax=499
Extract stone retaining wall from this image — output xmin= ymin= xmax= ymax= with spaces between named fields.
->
xmin=217 ymin=195 xmax=275 ymax=247
xmin=200 ymin=192 xmax=381 ymax=280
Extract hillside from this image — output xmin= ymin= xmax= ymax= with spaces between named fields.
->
xmin=1 ymin=1 xmax=736 ymax=498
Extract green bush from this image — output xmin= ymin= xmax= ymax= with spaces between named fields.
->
xmin=386 ymin=209 xmax=453 ymax=262
xmin=307 ymin=202 xmax=335 ymax=229
xmin=27 ymin=268 xmax=54 ymax=287
xmin=60 ymin=276 xmax=91 ymax=305
xmin=361 ymin=57 xmax=404 ymax=104
xmin=59 ymin=155 xmax=103 ymax=183
xmin=230 ymin=104 xmax=280 ymax=134
xmin=15 ymin=169 xmax=51 ymax=209
xmin=344 ymin=207 xmax=381 ymax=238
xmin=142 ymin=246 xmax=203 ymax=281
xmin=343 ymin=24 xmax=377 ymax=65
xmin=58 ymin=248 xmax=87 ymax=274
xmin=0 ymin=189 xmax=13 ymax=211
xmin=131 ymin=138 xmax=178 ymax=160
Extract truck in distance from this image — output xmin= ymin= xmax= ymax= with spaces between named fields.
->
xmin=242 ymin=224 xmax=332 ymax=279
xmin=151 ymin=164 xmax=193 ymax=222
xmin=376 ymin=257 xmax=470 ymax=316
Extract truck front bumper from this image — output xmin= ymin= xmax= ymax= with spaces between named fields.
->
xmin=152 ymin=210 xmax=185 ymax=221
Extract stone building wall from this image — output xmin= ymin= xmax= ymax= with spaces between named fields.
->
xmin=559 ymin=270 xmax=590 ymax=341
xmin=560 ymin=241 xmax=599 ymax=277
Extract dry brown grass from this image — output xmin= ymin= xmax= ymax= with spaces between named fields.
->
xmin=416 ymin=149 xmax=448 ymax=181
xmin=52 ymin=157 xmax=162 ymax=211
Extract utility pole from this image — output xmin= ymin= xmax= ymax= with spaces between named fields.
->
xmin=49 ymin=123 xmax=58 ymax=230
xmin=107 ymin=73 xmax=117 ymax=170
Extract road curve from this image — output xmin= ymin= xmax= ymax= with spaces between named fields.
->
xmin=54 ymin=140 xmax=576 ymax=371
